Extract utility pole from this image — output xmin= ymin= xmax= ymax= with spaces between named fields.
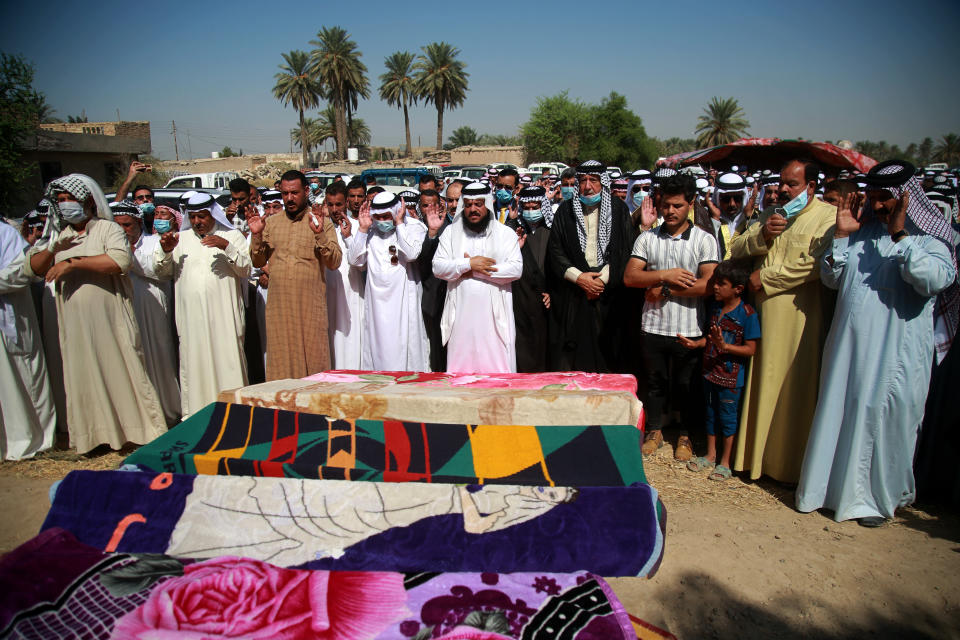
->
xmin=187 ymin=130 xmax=193 ymax=160
xmin=116 ymin=108 xmax=120 ymax=121
xmin=171 ymin=120 xmax=180 ymax=161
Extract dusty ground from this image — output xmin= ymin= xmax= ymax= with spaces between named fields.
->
xmin=1 ymin=444 xmax=958 ymax=639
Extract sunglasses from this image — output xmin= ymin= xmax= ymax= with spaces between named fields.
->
xmin=388 ymin=245 xmax=399 ymax=265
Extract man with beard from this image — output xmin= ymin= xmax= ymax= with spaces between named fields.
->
xmin=324 ymin=181 xmax=365 ymax=369
xmin=348 ymin=191 xmax=429 ymax=371
xmin=729 ymin=159 xmax=836 ymax=483
xmin=546 ymin=160 xmax=636 ymax=373
xmin=707 ymin=172 xmax=750 ymax=259
xmin=418 ymin=188 xmax=455 ymax=372
xmin=433 ymin=182 xmax=522 ymax=373
xmin=513 ymin=185 xmax=554 ymax=372
xmin=249 ymin=170 xmax=341 ymax=380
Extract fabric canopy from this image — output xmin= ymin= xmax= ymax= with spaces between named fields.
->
xmin=660 ymin=138 xmax=877 ymax=173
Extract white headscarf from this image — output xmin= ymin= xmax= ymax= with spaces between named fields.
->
xmin=180 ymin=192 xmax=234 ymax=232
xmin=0 ymin=221 xmax=28 ymax=344
xmin=455 ymin=182 xmax=494 ymax=220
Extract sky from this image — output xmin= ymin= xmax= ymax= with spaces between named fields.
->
xmin=3 ymin=0 xmax=958 ymax=162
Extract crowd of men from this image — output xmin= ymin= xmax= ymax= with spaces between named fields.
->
xmin=1 ymin=154 xmax=959 ymax=528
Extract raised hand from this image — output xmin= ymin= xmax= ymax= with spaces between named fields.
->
xmin=309 ymin=202 xmax=326 ymax=233
xmin=159 ymin=231 xmax=179 ymax=253
xmin=357 ymin=200 xmax=372 ymax=233
xmin=705 ymin=195 xmax=722 ymax=220
xmin=834 ymin=192 xmax=863 ymax=238
xmin=247 ymin=213 xmax=265 ymax=235
xmin=640 ymin=194 xmax=657 ymax=229
xmin=423 ymin=202 xmax=444 ymax=235
xmin=338 ymin=215 xmax=352 ymax=239
xmin=516 ymin=225 xmax=527 ymax=249
xmin=888 ymin=190 xmax=909 ymax=238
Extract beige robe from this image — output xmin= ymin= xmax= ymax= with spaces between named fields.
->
xmin=24 ymin=219 xmax=166 ymax=453
xmin=729 ymin=198 xmax=836 ymax=482
xmin=155 ymin=225 xmax=250 ymax=417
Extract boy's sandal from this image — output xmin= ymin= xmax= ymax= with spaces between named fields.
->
xmin=708 ymin=465 xmax=732 ymax=481
xmin=686 ymin=456 xmax=716 ymax=472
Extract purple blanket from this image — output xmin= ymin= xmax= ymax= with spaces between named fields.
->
xmin=43 ymin=470 xmax=664 ymax=578
xmin=0 ymin=528 xmax=638 ymax=639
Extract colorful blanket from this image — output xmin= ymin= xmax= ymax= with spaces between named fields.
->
xmin=43 ymin=471 xmax=665 ymax=578
xmin=219 ymin=370 xmax=644 ymax=430
xmin=123 ymin=402 xmax=647 ymax=487
xmin=0 ymin=527 xmax=640 ymax=639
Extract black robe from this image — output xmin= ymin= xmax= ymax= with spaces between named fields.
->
xmin=513 ymin=220 xmax=551 ymax=372
xmin=546 ymin=198 xmax=637 ymax=373
xmin=418 ymin=217 xmax=452 ymax=372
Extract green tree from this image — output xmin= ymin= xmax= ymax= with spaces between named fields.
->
xmin=520 ymin=91 xmax=593 ymax=165
xmin=582 ymin=92 xmax=657 ymax=170
xmin=379 ymin=51 xmax=417 ymax=157
xmin=414 ymin=42 xmax=469 ymax=150
xmin=273 ymin=50 xmax=322 ymax=168
xmin=290 ymin=115 xmax=333 ymax=155
xmin=309 ymin=26 xmax=369 ymax=160
xmin=220 ymin=146 xmax=237 ymax=157
xmin=0 ymin=53 xmax=46 ymax=211
xmin=694 ymin=97 xmax=750 ymax=147
xmin=917 ymin=137 xmax=934 ymax=167
xmin=476 ymin=133 xmax=522 ymax=146
xmin=934 ymin=133 xmax=960 ymax=166
xmin=654 ymin=137 xmax=698 ymax=157
xmin=448 ymin=125 xmax=478 ymax=147
xmin=67 ymin=111 xmax=88 ymax=123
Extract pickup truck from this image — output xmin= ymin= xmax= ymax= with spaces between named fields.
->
xmin=164 ymin=171 xmax=240 ymax=190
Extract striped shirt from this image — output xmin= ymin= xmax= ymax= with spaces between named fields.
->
xmin=632 ymin=222 xmax=720 ymax=337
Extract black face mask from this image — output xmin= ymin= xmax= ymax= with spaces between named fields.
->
xmin=462 ymin=210 xmax=491 ymax=234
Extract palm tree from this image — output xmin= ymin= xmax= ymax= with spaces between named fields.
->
xmin=414 ymin=42 xmax=469 ymax=150
xmin=379 ymin=51 xmax=418 ymax=157
xmin=448 ymin=126 xmax=478 ymax=148
xmin=290 ymin=116 xmax=334 ymax=155
xmin=273 ymin=50 xmax=322 ymax=168
xmin=934 ymin=133 xmax=960 ymax=166
xmin=309 ymin=26 xmax=369 ymax=160
xmin=694 ymin=97 xmax=750 ymax=148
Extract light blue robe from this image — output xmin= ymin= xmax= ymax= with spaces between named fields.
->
xmin=796 ymin=223 xmax=956 ymax=521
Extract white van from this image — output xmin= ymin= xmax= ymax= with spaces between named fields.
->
xmin=164 ymin=171 xmax=240 ymax=190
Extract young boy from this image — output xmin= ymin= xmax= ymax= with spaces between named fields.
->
xmin=679 ymin=260 xmax=760 ymax=481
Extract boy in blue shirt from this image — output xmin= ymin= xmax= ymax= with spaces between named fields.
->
xmin=679 ymin=261 xmax=760 ymax=481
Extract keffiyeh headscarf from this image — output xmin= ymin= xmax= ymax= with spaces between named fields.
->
xmin=109 ymin=200 xmax=142 ymax=219
xmin=154 ymin=205 xmax=182 ymax=229
xmin=45 ymin=174 xmax=114 ymax=229
xmin=714 ymin=172 xmax=748 ymax=213
xmin=572 ymin=160 xmax=612 ymax=267
xmin=518 ymin=185 xmax=554 ymax=227
xmin=180 ymin=192 xmax=234 ymax=232
xmin=455 ymin=182 xmax=493 ymax=220
xmin=863 ymin=160 xmax=959 ymax=362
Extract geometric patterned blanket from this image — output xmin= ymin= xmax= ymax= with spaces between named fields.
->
xmin=123 ymin=402 xmax=648 ymax=487
xmin=0 ymin=527 xmax=641 ymax=639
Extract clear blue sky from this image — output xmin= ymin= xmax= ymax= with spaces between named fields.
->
xmin=3 ymin=0 xmax=958 ymax=161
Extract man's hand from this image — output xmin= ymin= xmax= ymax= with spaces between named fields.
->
xmin=248 ymin=213 xmax=265 ymax=236
xmin=357 ymin=200 xmax=372 ymax=233
xmin=762 ymin=212 xmax=787 ymax=244
xmin=45 ymin=259 xmax=74 ymax=283
xmin=49 ymin=233 xmax=82 ymax=254
xmin=466 ymin=252 xmax=497 ymax=276
xmin=676 ymin=334 xmax=705 ymax=350
xmin=338 ymin=215 xmax=352 ymax=239
xmin=888 ymin=190 xmax=909 ymax=237
xmin=748 ymin=269 xmax=763 ymax=293
xmin=834 ymin=192 xmax=863 ymax=238
xmin=639 ymin=195 xmax=657 ymax=229
xmin=423 ymin=202 xmax=444 ymax=236
xmin=225 ymin=200 xmax=238 ymax=216
xmin=660 ymin=267 xmax=697 ymax=289
xmin=159 ymin=231 xmax=179 ymax=253
xmin=201 ymin=234 xmax=229 ymax=250
xmin=516 ymin=226 xmax=526 ymax=249
xmin=705 ymin=195 xmax=722 ymax=220
xmin=576 ymin=272 xmax=605 ymax=298
xmin=127 ymin=161 xmax=150 ymax=178
xmin=542 ymin=292 xmax=550 ymax=309
xmin=309 ymin=203 xmax=326 ymax=233
xmin=745 ymin=182 xmax=760 ymax=215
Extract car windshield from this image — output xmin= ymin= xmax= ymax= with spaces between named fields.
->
xmin=464 ymin=169 xmax=485 ymax=179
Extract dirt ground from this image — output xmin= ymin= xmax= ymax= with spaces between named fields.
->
xmin=1 ymin=443 xmax=958 ymax=640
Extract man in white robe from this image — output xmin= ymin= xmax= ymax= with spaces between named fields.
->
xmin=325 ymin=183 xmax=364 ymax=369
xmin=433 ymin=182 xmax=523 ymax=373
xmin=111 ymin=201 xmax=180 ymax=425
xmin=347 ymin=191 xmax=428 ymax=371
xmin=0 ymin=220 xmax=56 ymax=459
xmin=154 ymin=193 xmax=250 ymax=417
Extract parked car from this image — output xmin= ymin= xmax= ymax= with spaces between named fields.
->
xmin=488 ymin=162 xmax=519 ymax=172
xmin=106 ymin=188 xmax=232 ymax=211
xmin=360 ymin=167 xmax=435 ymax=189
xmin=164 ymin=172 xmax=239 ymax=190
xmin=526 ymin=162 xmax=569 ymax=176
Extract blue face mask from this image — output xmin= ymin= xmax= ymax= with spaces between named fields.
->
xmin=632 ymin=191 xmax=647 ymax=208
xmin=579 ymin=192 xmax=602 ymax=206
xmin=375 ymin=219 xmax=395 ymax=234
xmin=780 ymin=188 xmax=809 ymax=218
xmin=138 ymin=202 xmax=155 ymax=216
xmin=153 ymin=218 xmax=172 ymax=234
xmin=561 ymin=186 xmax=575 ymax=201
xmin=495 ymin=188 xmax=513 ymax=204
xmin=522 ymin=209 xmax=544 ymax=223
xmin=309 ymin=183 xmax=319 ymax=192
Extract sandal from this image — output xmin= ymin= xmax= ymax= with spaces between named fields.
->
xmin=686 ymin=456 xmax=716 ymax=472
xmin=708 ymin=465 xmax=732 ymax=481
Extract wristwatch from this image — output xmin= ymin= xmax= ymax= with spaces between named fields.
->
xmin=891 ymin=229 xmax=909 ymax=242
xmin=660 ymin=283 xmax=672 ymax=298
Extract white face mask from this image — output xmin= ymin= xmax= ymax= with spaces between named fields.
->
xmin=58 ymin=201 xmax=88 ymax=224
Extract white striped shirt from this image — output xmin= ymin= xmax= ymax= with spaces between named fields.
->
xmin=632 ymin=222 xmax=720 ymax=337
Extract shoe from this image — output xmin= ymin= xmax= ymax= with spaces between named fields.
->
xmin=857 ymin=516 xmax=888 ymax=528
xmin=674 ymin=436 xmax=693 ymax=462
xmin=641 ymin=430 xmax=664 ymax=456
xmin=686 ymin=456 xmax=716 ymax=472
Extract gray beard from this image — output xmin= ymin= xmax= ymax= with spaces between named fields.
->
xmin=462 ymin=212 xmax=491 ymax=234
